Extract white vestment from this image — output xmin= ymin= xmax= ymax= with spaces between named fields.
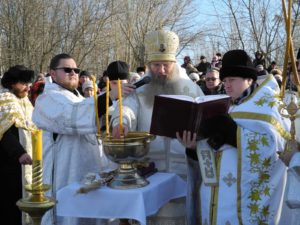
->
xmin=198 ymin=75 xmax=290 ymax=225
xmin=279 ymin=153 xmax=300 ymax=225
xmin=110 ymin=64 xmax=203 ymax=224
xmin=33 ymin=82 xmax=112 ymax=225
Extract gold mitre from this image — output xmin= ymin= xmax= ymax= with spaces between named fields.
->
xmin=145 ymin=29 xmax=179 ymax=63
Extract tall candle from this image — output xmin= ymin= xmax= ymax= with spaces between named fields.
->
xmin=117 ymin=79 xmax=123 ymax=136
xmin=92 ymin=76 xmax=101 ymax=136
xmin=106 ymin=78 xmax=110 ymax=136
xmin=31 ymin=130 xmax=42 ymax=161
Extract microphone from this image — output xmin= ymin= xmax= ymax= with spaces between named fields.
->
xmin=133 ymin=75 xmax=151 ymax=88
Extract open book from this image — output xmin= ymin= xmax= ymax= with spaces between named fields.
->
xmin=150 ymin=94 xmax=231 ymax=138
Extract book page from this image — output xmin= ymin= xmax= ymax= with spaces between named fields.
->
xmin=194 ymin=94 xmax=230 ymax=103
xmin=158 ymin=94 xmax=195 ymax=102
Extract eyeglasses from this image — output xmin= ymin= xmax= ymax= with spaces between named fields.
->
xmin=55 ymin=67 xmax=81 ymax=74
xmin=206 ymin=77 xmax=218 ymax=81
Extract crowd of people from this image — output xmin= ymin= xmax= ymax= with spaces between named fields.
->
xmin=0 ymin=27 xmax=300 ymax=225
xmin=180 ymin=49 xmax=288 ymax=94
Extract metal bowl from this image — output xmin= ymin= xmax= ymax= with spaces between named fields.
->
xmin=102 ymin=131 xmax=155 ymax=163
xmin=101 ymin=131 xmax=155 ymax=189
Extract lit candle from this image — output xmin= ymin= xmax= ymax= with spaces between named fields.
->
xmin=117 ymin=79 xmax=123 ymax=136
xmin=31 ymin=130 xmax=43 ymax=161
xmin=106 ymin=78 xmax=110 ymax=136
xmin=92 ymin=76 xmax=101 ymax=136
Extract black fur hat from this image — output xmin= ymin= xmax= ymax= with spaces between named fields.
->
xmin=106 ymin=60 xmax=129 ymax=81
xmin=1 ymin=65 xmax=34 ymax=89
xmin=220 ymin=49 xmax=257 ymax=81
xmin=79 ymin=70 xmax=91 ymax=77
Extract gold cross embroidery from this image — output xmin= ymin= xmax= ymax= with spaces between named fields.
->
xmin=222 ymin=172 xmax=237 ymax=187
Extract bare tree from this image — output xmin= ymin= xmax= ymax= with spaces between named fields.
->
xmin=201 ymin=0 xmax=287 ymax=65
xmin=7 ymin=0 xmax=298 ymax=77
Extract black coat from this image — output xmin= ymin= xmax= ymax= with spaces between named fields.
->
xmin=0 ymin=125 xmax=26 ymax=225
xmin=196 ymin=62 xmax=211 ymax=75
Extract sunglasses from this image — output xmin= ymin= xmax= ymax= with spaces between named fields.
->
xmin=206 ymin=77 xmax=218 ymax=81
xmin=55 ymin=67 xmax=81 ymax=74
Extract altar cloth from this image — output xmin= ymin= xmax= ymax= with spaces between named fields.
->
xmin=56 ymin=172 xmax=187 ymax=225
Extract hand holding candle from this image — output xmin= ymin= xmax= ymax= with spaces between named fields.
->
xmin=31 ymin=130 xmax=43 ymax=161
xmin=117 ymin=79 xmax=123 ymax=137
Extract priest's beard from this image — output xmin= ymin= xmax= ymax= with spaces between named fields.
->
xmin=143 ymin=65 xmax=181 ymax=107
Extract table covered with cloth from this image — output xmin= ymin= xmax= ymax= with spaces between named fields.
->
xmin=56 ymin=172 xmax=187 ymax=225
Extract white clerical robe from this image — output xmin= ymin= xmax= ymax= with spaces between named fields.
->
xmin=198 ymin=75 xmax=290 ymax=225
xmin=111 ymin=65 xmax=203 ymax=176
xmin=33 ymin=82 xmax=112 ymax=225
xmin=110 ymin=64 xmax=204 ymax=224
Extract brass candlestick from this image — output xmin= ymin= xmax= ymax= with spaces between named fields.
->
xmin=279 ymin=92 xmax=300 ymax=153
xmin=17 ymin=160 xmax=56 ymax=225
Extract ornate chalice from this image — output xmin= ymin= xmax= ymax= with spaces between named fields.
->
xmin=101 ymin=131 xmax=155 ymax=189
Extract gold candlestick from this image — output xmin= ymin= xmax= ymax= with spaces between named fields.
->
xmin=278 ymin=0 xmax=300 ymax=161
xmin=279 ymin=93 xmax=300 ymax=154
xmin=17 ymin=130 xmax=55 ymax=225
xmin=17 ymin=161 xmax=55 ymax=225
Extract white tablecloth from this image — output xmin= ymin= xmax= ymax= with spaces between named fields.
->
xmin=56 ymin=172 xmax=187 ymax=225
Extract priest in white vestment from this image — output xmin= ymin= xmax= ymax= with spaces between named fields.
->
xmin=32 ymin=53 xmax=134 ymax=225
xmin=110 ymin=29 xmax=203 ymax=225
xmin=177 ymin=50 xmax=291 ymax=225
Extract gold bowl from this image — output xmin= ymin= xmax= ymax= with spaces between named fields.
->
xmin=101 ymin=131 xmax=155 ymax=189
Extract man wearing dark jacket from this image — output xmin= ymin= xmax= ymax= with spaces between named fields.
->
xmin=253 ymin=50 xmax=266 ymax=68
xmin=0 ymin=65 xmax=36 ymax=225
xmin=196 ymin=55 xmax=211 ymax=75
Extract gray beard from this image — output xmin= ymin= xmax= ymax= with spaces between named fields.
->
xmin=143 ymin=66 xmax=181 ymax=106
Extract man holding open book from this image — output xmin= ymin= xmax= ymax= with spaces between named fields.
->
xmin=111 ymin=29 xmax=203 ymax=225
xmin=177 ymin=49 xmax=291 ymax=225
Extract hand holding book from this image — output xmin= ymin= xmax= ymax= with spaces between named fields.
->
xmin=199 ymin=114 xmax=237 ymax=150
xmin=176 ymin=114 xmax=237 ymax=151
xmin=176 ymin=130 xmax=197 ymax=149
